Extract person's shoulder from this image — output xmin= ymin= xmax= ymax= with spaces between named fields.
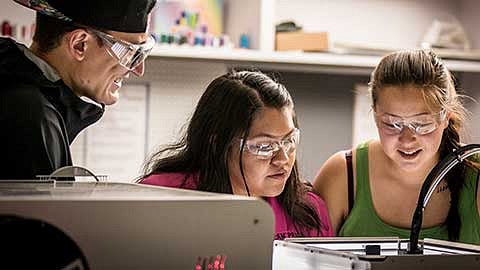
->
xmin=311 ymin=148 xmax=356 ymax=233
xmin=0 ymin=83 xmax=54 ymax=125
xmin=0 ymin=37 xmax=22 ymax=61
xmin=312 ymin=150 xmax=349 ymax=190
xmin=2 ymin=80 xmax=49 ymax=108
xmin=140 ymin=172 xmax=198 ymax=189
xmin=314 ymin=140 xmax=380 ymax=186
xmin=306 ymin=191 xmax=327 ymax=207
xmin=314 ymin=141 xmax=377 ymax=185
xmin=140 ymin=172 xmax=187 ymax=185
xmin=325 ymin=150 xmax=349 ymax=170
xmin=306 ymin=191 xmax=335 ymax=236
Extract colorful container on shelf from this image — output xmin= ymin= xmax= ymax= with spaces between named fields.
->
xmin=152 ymin=0 xmax=231 ymax=48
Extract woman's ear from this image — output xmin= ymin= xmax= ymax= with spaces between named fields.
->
xmin=443 ymin=110 xmax=453 ymax=129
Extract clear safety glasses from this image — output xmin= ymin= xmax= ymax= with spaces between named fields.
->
xmin=240 ymin=128 xmax=300 ymax=160
xmin=89 ymin=29 xmax=156 ymax=71
xmin=375 ymin=109 xmax=447 ymax=136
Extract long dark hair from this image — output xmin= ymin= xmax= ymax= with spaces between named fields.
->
xmin=142 ymin=70 xmax=322 ymax=232
xmin=369 ymin=49 xmax=478 ymax=240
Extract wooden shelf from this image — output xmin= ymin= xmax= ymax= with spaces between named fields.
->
xmin=149 ymin=46 xmax=480 ymax=75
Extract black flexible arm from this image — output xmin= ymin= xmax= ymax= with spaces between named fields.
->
xmin=408 ymin=144 xmax=480 ymax=254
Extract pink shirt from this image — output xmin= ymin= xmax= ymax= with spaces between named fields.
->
xmin=141 ymin=172 xmax=334 ymax=240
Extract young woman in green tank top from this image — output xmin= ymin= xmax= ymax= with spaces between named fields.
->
xmin=313 ymin=50 xmax=480 ymax=244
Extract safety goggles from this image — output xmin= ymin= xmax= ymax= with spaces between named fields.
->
xmin=89 ymin=29 xmax=156 ymax=71
xmin=375 ymin=109 xmax=447 ymax=136
xmin=240 ymin=128 xmax=300 ymax=160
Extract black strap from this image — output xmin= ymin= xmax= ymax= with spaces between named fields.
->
xmin=345 ymin=150 xmax=354 ymax=214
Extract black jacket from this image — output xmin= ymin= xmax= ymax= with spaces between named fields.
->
xmin=0 ymin=38 xmax=104 ymax=180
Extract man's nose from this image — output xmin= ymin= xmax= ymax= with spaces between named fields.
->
xmin=131 ymin=61 xmax=145 ymax=77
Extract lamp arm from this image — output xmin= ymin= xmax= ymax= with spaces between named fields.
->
xmin=408 ymin=144 xmax=480 ymax=254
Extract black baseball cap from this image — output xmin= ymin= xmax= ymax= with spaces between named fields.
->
xmin=13 ymin=0 xmax=157 ymax=33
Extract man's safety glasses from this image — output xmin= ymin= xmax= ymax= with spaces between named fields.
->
xmin=89 ymin=29 xmax=156 ymax=71
xmin=375 ymin=109 xmax=447 ymax=136
xmin=240 ymin=128 xmax=300 ymax=160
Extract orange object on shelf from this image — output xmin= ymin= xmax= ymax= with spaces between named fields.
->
xmin=275 ymin=31 xmax=328 ymax=52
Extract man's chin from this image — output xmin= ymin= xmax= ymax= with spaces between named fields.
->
xmin=104 ymin=93 xmax=119 ymax=105
xmin=103 ymin=85 xmax=121 ymax=105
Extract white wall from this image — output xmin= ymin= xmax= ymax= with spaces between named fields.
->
xmin=458 ymin=0 xmax=480 ymax=48
xmin=275 ymin=0 xmax=462 ymax=49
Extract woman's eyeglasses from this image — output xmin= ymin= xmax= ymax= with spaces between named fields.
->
xmin=375 ymin=109 xmax=447 ymax=136
xmin=240 ymin=128 xmax=300 ymax=159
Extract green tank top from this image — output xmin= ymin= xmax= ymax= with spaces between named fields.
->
xmin=458 ymin=159 xmax=480 ymax=245
xmin=339 ymin=142 xmax=449 ymax=240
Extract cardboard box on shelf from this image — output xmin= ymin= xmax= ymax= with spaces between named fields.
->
xmin=275 ymin=31 xmax=328 ymax=52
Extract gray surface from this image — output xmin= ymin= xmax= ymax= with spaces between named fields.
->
xmin=0 ymin=182 xmax=274 ymax=269
xmin=0 ymin=181 xmax=236 ymax=200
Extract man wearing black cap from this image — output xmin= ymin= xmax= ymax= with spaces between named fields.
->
xmin=0 ymin=0 xmax=157 ymax=180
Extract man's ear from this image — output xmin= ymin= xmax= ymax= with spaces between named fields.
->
xmin=66 ymin=29 xmax=91 ymax=61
